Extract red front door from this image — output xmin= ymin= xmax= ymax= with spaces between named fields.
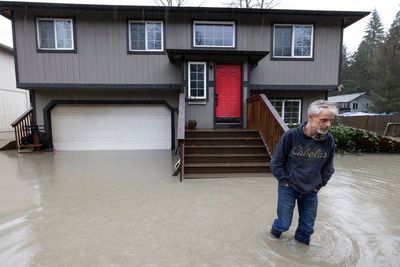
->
xmin=215 ymin=64 xmax=241 ymax=123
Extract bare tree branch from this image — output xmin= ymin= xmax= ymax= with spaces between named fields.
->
xmin=225 ymin=0 xmax=279 ymax=9
xmin=196 ymin=0 xmax=207 ymax=7
xmin=154 ymin=0 xmax=186 ymax=6
xmin=258 ymin=0 xmax=280 ymax=9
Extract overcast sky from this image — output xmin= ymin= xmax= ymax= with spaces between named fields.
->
xmin=0 ymin=0 xmax=399 ymax=53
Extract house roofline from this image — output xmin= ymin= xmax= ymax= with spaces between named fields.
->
xmin=0 ymin=1 xmax=370 ymax=28
xmin=0 ymin=42 xmax=13 ymax=52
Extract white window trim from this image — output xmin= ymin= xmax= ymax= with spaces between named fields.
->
xmin=272 ymin=24 xmax=314 ymax=58
xmin=193 ymin=21 xmax=235 ymax=48
xmin=128 ymin=20 xmax=164 ymax=52
xmin=271 ymin=99 xmax=302 ymax=125
xmin=188 ymin=61 xmax=207 ymax=100
xmin=36 ymin=18 xmax=74 ymax=50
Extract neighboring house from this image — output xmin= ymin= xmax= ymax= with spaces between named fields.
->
xmin=0 ymin=2 xmax=368 ymax=151
xmin=328 ymin=92 xmax=373 ymax=114
xmin=0 ymin=42 xmax=30 ymax=149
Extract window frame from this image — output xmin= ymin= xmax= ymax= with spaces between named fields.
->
xmin=193 ymin=21 xmax=236 ymax=48
xmin=272 ymin=24 xmax=314 ymax=59
xmin=188 ymin=61 xmax=207 ymax=100
xmin=128 ymin=20 xmax=164 ymax=52
xmin=270 ymin=99 xmax=302 ymax=125
xmin=36 ymin=18 xmax=75 ymax=51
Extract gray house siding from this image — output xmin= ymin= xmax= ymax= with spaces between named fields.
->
xmin=34 ymin=88 xmax=179 ymax=126
xmin=13 ymin=8 xmax=341 ymax=87
xmin=251 ymin=19 xmax=341 ymax=86
xmin=13 ymin=10 xmax=181 ymax=85
xmin=350 ymin=95 xmax=373 ymax=112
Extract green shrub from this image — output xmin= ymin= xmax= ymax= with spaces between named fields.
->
xmin=330 ymin=124 xmax=380 ymax=152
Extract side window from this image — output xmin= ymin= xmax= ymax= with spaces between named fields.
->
xmin=37 ymin=18 xmax=74 ymax=50
xmin=273 ymin=24 xmax=313 ymax=58
xmin=188 ymin=62 xmax=206 ymax=99
xmin=270 ymin=99 xmax=302 ymax=125
xmin=129 ymin=21 xmax=163 ymax=52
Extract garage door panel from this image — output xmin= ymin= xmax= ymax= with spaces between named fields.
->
xmin=52 ymin=105 xmax=171 ymax=150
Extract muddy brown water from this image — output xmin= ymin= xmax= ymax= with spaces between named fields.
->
xmin=0 ymin=151 xmax=399 ymax=266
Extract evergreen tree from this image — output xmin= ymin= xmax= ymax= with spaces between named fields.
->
xmin=339 ymin=45 xmax=359 ymax=94
xmin=371 ymin=11 xmax=400 ymax=112
xmin=348 ymin=9 xmax=385 ymax=94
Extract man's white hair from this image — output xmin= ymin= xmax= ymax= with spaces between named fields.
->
xmin=308 ymin=100 xmax=338 ymax=116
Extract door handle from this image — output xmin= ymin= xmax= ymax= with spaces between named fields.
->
xmin=215 ymin=93 xmax=218 ymax=106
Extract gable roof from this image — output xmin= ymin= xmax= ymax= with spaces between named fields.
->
xmin=0 ymin=1 xmax=370 ymax=28
xmin=328 ymin=92 xmax=370 ymax=102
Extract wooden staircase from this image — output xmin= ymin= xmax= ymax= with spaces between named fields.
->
xmin=183 ymin=129 xmax=271 ymax=178
xmin=176 ymin=93 xmax=288 ymax=181
xmin=11 ymin=108 xmax=43 ymax=153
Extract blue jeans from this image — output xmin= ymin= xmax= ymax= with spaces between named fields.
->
xmin=272 ymin=184 xmax=318 ymax=244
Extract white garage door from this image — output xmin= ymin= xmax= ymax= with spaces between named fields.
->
xmin=51 ymin=104 xmax=171 ymax=150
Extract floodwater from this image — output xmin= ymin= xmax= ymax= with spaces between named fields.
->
xmin=0 ymin=151 xmax=399 ymax=267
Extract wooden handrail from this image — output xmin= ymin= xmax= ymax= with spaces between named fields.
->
xmin=177 ymin=93 xmax=185 ymax=141
xmin=11 ymin=107 xmax=34 ymax=127
xmin=247 ymin=94 xmax=289 ymax=155
xmin=10 ymin=108 xmax=41 ymax=151
xmin=177 ymin=93 xmax=185 ymax=181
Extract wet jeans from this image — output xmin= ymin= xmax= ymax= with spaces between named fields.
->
xmin=272 ymin=184 xmax=318 ymax=244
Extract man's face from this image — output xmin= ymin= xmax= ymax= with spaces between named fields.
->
xmin=308 ymin=109 xmax=335 ymax=135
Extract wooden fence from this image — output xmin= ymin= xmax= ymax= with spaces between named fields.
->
xmin=337 ymin=114 xmax=400 ymax=136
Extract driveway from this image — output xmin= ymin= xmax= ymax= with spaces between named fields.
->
xmin=0 ymin=151 xmax=399 ymax=266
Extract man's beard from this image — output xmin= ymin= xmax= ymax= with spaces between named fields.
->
xmin=317 ymin=128 xmax=329 ymax=135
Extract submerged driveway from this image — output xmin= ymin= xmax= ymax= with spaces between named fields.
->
xmin=0 ymin=151 xmax=399 ymax=267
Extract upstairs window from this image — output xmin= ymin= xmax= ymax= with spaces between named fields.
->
xmin=193 ymin=21 xmax=235 ymax=48
xmin=188 ymin=62 xmax=206 ymax=99
xmin=270 ymin=99 xmax=302 ymax=125
xmin=37 ymin=18 xmax=74 ymax=50
xmin=273 ymin=24 xmax=313 ymax=58
xmin=129 ymin=21 xmax=163 ymax=51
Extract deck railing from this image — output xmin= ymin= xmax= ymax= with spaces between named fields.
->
xmin=11 ymin=108 xmax=41 ymax=151
xmin=247 ymin=94 xmax=289 ymax=155
xmin=177 ymin=93 xmax=185 ymax=181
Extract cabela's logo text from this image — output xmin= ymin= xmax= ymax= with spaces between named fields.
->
xmin=292 ymin=146 xmax=327 ymax=159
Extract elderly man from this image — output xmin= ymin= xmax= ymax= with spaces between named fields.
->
xmin=269 ymin=100 xmax=338 ymax=245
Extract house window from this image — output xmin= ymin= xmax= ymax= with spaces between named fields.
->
xmin=129 ymin=21 xmax=163 ymax=51
xmin=193 ymin=21 xmax=235 ymax=48
xmin=188 ymin=62 xmax=206 ymax=99
xmin=340 ymin=102 xmax=350 ymax=109
xmin=270 ymin=99 xmax=302 ymax=125
xmin=352 ymin=102 xmax=358 ymax=110
xmin=273 ymin=24 xmax=313 ymax=58
xmin=37 ymin=18 xmax=74 ymax=50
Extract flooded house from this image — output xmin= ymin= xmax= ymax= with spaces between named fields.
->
xmin=0 ymin=1 xmax=368 ymax=178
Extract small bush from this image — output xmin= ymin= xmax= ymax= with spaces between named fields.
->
xmin=330 ymin=124 xmax=380 ymax=152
